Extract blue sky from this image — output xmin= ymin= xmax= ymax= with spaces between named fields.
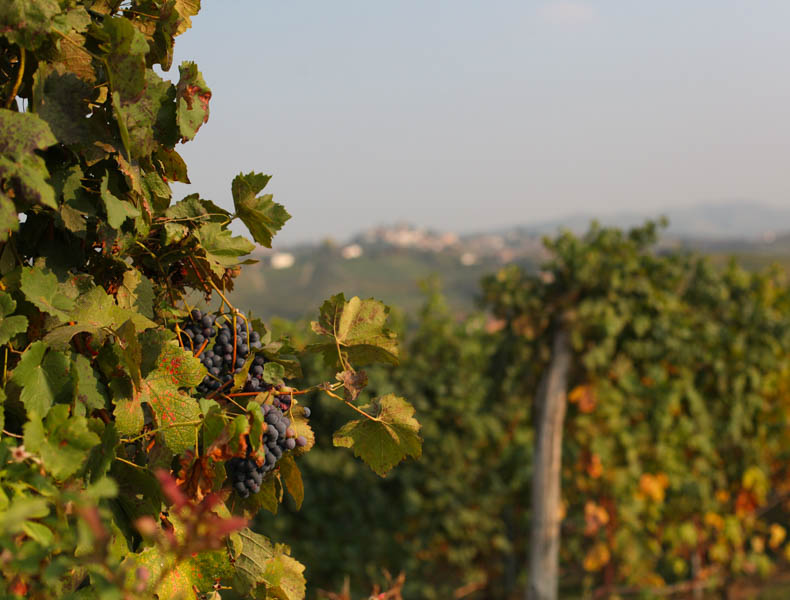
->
xmin=165 ymin=1 xmax=790 ymax=244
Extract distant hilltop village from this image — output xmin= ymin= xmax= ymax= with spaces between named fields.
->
xmin=251 ymin=201 xmax=790 ymax=271
xmin=254 ymin=223 xmax=549 ymax=270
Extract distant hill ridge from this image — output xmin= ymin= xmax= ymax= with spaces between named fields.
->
xmin=518 ymin=200 xmax=790 ymax=241
xmin=269 ymin=201 xmax=790 ymax=252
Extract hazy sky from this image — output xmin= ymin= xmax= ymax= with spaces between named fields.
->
xmin=165 ymin=1 xmax=790 ymax=244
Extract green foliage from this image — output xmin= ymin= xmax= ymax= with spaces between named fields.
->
xmin=484 ymin=221 xmax=790 ymax=594
xmin=266 ymin=225 xmax=790 ymax=599
xmin=0 ymin=3 xmax=417 ymax=598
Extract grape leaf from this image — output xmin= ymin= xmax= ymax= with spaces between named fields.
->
xmin=32 ymin=63 xmax=96 ymax=147
xmin=278 ymin=454 xmax=304 ymax=510
xmin=333 ymin=394 xmax=421 ymax=477
xmin=195 ymin=222 xmax=255 ymax=274
xmin=232 ymin=528 xmax=306 ymax=600
xmin=101 ymin=173 xmax=141 ymax=229
xmin=96 ymin=16 xmax=148 ymax=102
xmin=231 ymin=172 xmax=291 ymax=248
xmin=114 ymin=70 xmax=178 ymax=159
xmin=0 ymin=290 xmax=27 ymax=345
xmin=233 ymin=475 xmax=279 ymax=517
xmin=20 ymin=266 xmax=75 ymax=322
xmin=263 ymin=362 xmax=285 ymax=385
xmin=115 ymin=270 xmax=155 ymax=319
xmin=0 ymin=190 xmax=18 ymax=242
xmin=132 ymin=546 xmax=233 ymax=596
xmin=176 ymin=61 xmax=211 ymax=142
xmin=71 ymin=353 xmax=109 ymax=415
xmin=23 ymin=404 xmax=100 ymax=479
xmin=153 ymin=147 xmax=190 ymax=184
xmin=308 ymin=294 xmax=399 ymax=367
xmin=0 ymin=0 xmax=60 ymax=49
xmin=0 ymin=107 xmax=57 ymax=155
xmin=111 ymin=379 xmax=143 ymax=437
xmin=10 ymin=341 xmax=71 ymax=416
xmin=140 ymin=342 xmax=204 ymax=454
xmin=337 ymin=369 xmax=368 ymax=402
xmin=173 ymin=0 xmax=201 ymax=35
xmin=0 ymin=111 xmax=57 ymax=209
xmin=44 ymin=285 xmax=156 ymax=349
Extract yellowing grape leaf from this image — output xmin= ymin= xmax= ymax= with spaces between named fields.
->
xmin=140 ymin=342 xmax=205 ymax=454
xmin=333 ymin=394 xmax=421 ymax=477
xmin=583 ymin=542 xmax=611 ymax=572
xmin=131 ymin=546 xmax=232 ymax=597
xmin=308 ymin=294 xmax=399 ymax=368
xmin=279 ymin=454 xmax=303 ymax=510
xmin=232 ymin=528 xmax=306 ymax=600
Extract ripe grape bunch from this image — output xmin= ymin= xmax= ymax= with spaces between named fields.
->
xmin=225 ymin=403 xmax=308 ymax=498
xmin=176 ymin=309 xmax=262 ymax=396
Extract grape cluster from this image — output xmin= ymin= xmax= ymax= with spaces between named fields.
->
xmin=225 ymin=404 xmax=308 ymax=498
xmin=177 ymin=309 xmax=262 ymax=396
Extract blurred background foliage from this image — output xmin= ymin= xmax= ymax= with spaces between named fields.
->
xmin=255 ymin=222 xmax=790 ymax=599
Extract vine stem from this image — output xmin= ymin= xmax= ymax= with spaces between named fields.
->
xmin=119 ymin=420 xmax=203 ymax=444
xmin=5 ymin=47 xmax=25 ymax=109
xmin=331 ymin=304 xmax=352 ymax=373
xmin=2 ymin=429 xmax=23 ymax=439
xmin=323 ymin=389 xmax=381 ymax=422
xmin=114 ymin=456 xmax=145 ymax=470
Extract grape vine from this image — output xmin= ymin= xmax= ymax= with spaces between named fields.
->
xmin=0 ymin=2 xmax=421 ymax=598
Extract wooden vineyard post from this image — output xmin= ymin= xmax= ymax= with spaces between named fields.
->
xmin=527 ymin=322 xmax=572 ymax=600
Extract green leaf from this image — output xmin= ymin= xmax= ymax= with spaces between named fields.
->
xmin=44 ymin=284 xmax=155 ymax=349
xmin=20 ymin=265 xmax=75 ymax=321
xmin=71 ymin=353 xmax=109 ymax=414
xmin=308 ymin=294 xmax=399 ymax=367
xmin=32 ymin=63 xmax=97 ymax=147
xmin=233 ymin=528 xmax=307 ymax=600
xmin=84 ymin=423 xmax=119 ymax=482
xmin=10 ymin=341 xmax=71 ymax=416
xmin=153 ymin=147 xmax=190 ymax=184
xmin=0 ymin=190 xmax=19 ymax=241
xmin=22 ymin=520 xmax=54 ymax=546
xmin=231 ymin=172 xmax=291 ymax=248
xmin=333 ymin=394 xmax=421 ymax=477
xmin=0 ymin=107 xmax=57 ymax=156
xmin=166 ymin=193 xmax=228 ymax=222
xmin=0 ymin=496 xmax=49 ymax=535
xmin=0 ymin=290 xmax=27 ymax=345
xmin=176 ymin=61 xmax=211 ymax=142
xmin=100 ymin=173 xmax=140 ymax=229
xmin=262 ymin=362 xmax=285 ymax=385
xmin=0 ymin=110 xmax=57 ymax=209
xmin=234 ymin=475 xmax=279 ymax=517
xmin=116 ymin=270 xmax=155 ymax=319
xmin=114 ymin=70 xmax=178 ymax=159
xmin=0 ymin=0 xmax=60 ymax=49
xmin=195 ymin=222 xmax=255 ymax=273
xmin=96 ymin=16 xmax=148 ymax=102
xmin=23 ymin=404 xmax=100 ymax=479
xmin=140 ymin=342 xmax=204 ymax=454
xmin=113 ymin=394 xmax=145 ymax=435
